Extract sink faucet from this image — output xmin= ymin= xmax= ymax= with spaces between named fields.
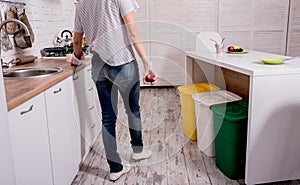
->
xmin=0 ymin=19 xmax=32 ymax=68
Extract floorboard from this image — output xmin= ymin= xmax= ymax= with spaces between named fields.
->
xmin=71 ymin=87 xmax=300 ymax=185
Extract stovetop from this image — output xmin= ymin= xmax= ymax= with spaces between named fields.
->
xmin=40 ymin=46 xmax=88 ymax=57
xmin=40 ymin=46 xmax=74 ymax=57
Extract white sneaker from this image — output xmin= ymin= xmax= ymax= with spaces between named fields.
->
xmin=131 ymin=149 xmax=152 ymax=160
xmin=109 ymin=164 xmax=131 ymax=181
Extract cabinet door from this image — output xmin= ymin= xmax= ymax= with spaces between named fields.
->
xmin=0 ymin=70 xmax=15 ymax=185
xmin=73 ymin=69 xmax=89 ymax=158
xmin=73 ymin=66 xmax=101 ymax=158
xmin=84 ymin=91 xmax=101 ymax=148
xmin=45 ymin=77 xmax=79 ymax=185
xmin=84 ymin=66 xmax=102 ymax=141
xmin=8 ymin=93 xmax=53 ymax=185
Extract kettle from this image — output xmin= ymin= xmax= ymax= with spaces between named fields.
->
xmin=60 ymin=30 xmax=73 ymax=46
xmin=14 ymin=29 xmax=32 ymax=49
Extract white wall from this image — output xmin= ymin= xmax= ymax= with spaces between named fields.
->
xmin=287 ymin=0 xmax=300 ymax=56
xmin=1 ymin=0 xmax=76 ymax=62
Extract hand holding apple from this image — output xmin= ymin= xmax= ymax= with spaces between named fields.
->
xmin=145 ymin=74 xmax=155 ymax=82
xmin=143 ymin=61 xmax=157 ymax=85
xmin=144 ymin=73 xmax=157 ymax=85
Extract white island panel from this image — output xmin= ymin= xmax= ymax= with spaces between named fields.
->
xmin=246 ymin=74 xmax=300 ymax=184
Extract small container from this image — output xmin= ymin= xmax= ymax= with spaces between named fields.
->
xmin=215 ymin=43 xmax=224 ymax=54
xmin=66 ymin=54 xmax=72 ymax=63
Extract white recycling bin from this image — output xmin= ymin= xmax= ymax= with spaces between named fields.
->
xmin=192 ymin=90 xmax=242 ymax=157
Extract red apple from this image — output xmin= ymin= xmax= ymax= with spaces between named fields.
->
xmin=145 ymin=74 xmax=155 ymax=83
xmin=227 ymin=46 xmax=235 ymax=52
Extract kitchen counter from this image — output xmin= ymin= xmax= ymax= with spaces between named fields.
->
xmin=187 ymin=50 xmax=300 ymax=77
xmin=186 ymin=50 xmax=300 ymax=185
xmin=4 ymin=58 xmax=91 ymax=111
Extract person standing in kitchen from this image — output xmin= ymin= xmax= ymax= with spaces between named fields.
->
xmin=72 ymin=0 xmax=156 ymax=181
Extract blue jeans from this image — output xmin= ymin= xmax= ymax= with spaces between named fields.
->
xmin=91 ymin=52 xmax=143 ymax=172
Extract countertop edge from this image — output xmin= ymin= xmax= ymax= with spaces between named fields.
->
xmin=186 ymin=51 xmax=300 ymax=77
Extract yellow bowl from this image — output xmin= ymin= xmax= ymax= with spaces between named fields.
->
xmin=259 ymin=57 xmax=286 ymax=65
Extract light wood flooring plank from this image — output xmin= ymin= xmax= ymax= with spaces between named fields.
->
xmin=202 ymin=153 xmax=240 ymax=185
xmin=183 ymin=141 xmax=211 ymax=184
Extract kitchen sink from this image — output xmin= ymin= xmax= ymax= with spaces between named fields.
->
xmin=3 ymin=67 xmax=63 ymax=78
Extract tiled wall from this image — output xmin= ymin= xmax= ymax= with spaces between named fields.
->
xmin=0 ymin=0 xmax=76 ymax=62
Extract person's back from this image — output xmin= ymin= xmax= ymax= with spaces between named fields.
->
xmin=75 ymin=0 xmax=137 ymax=65
xmin=73 ymin=0 xmax=156 ymax=181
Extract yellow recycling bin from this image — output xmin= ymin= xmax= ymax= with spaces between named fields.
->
xmin=178 ymin=83 xmax=219 ymax=140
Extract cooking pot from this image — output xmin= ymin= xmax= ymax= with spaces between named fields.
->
xmin=14 ymin=29 xmax=32 ymax=49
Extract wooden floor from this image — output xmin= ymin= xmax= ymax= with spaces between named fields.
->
xmin=71 ymin=87 xmax=300 ymax=185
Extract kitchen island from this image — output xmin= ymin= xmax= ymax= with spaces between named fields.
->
xmin=186 ymin=50 xmax=300 ymax=185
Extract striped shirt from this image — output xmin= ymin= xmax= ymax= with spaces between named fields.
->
xmin=74 ymin=0 xmax=139 ymax=66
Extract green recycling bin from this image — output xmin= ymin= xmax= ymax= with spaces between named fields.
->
xmin=210 ymin=100 xmax=248 ymax=180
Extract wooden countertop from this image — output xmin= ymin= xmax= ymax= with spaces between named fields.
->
xmin=4 ymin=58 xmax=91 ymax=111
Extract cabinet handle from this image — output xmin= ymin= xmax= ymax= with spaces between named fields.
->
xmin=88 ymin=87 xmax=93 ymax=91
xmin=73 ymin=76 xmax=79 ymax=81
xmin=89 ymin=105 xmax=94 ymax=111
xmin=54 ymin=87 xmax=62 ymax=94
xmin=20 ymin=105 xmax=33 ymax=115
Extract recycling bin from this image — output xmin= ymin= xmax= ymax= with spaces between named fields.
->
xmin=210 ymin=100 xmax=248 ymax=179
xmin=178 ymin=83 xmax=219 ymax=140
xmin=192 ymin=90 xmax=241 ymax=157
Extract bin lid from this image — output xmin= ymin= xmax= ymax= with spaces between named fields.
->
xmin=178 ymin=83 xmax=219 ymax=95
xmin=192 ymin=90 xmax=242 ymax=106
xmin=210 ymin=101 xmax=248 ymax=122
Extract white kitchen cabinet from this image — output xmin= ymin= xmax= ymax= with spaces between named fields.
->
xmin=0 ymin=68 xmax=15 ymax=185
xmin=6 ymin=64 xmax=101 ymax=185
xmin=85 ymin=67 xmax=102 ymax=135
xmin=8 ymin=93 xmax=53 ymax=185
xmin=83 ymin=66 xmax=102 ymax=146
xmin=73 ymin=66 xmax=101 ymax=158
xmin=45 ymin=76 xmax=80 ymax=185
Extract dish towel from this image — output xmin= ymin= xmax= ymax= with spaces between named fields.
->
xmin=19 ymin=10 xmax=35 ymax=43
xmin=5 ymin=5 xmax=18 ymax=34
